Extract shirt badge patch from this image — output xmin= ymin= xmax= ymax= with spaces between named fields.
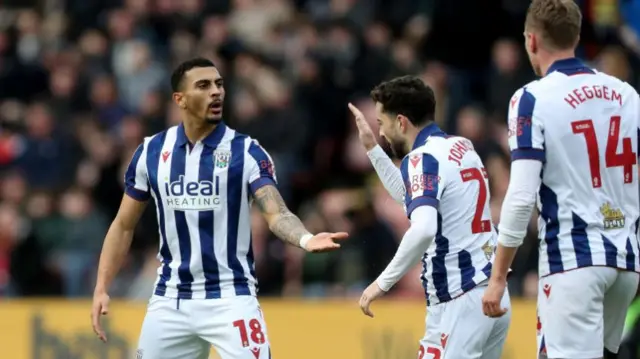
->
xmin=214 ymin=150 xmax=231 ymax=168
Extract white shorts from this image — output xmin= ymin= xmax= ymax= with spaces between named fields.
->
xmin=419 ymin=283 xmax=511 ymax=359
xmin=537 ymin=267 xmax=639 ymax=359
xmin=136 ymin=295 xmax=271 ymax=359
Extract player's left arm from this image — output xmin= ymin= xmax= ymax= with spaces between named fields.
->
xmin=376 ymin=206 xmax=437 ymax=290
xmin=247 ymin=141 xmax=345 ymax=251
xmin=491 ymin=160 xmax=542 ymax=281
xmin=375 ymin=153 xmax=444 ymax=290
xmin=253 ymin=184 xmax=310 ymax=248
xmin=491 ymin=88 xmax=545 ymax=282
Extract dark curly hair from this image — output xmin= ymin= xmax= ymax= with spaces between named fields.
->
xmin=370 ymin=75 xmax=436 ymax=127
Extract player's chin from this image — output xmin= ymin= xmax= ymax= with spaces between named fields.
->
xmin=390 ymin=144 xmax=407 ymax=159
xmin=205 ymin=112 xmax=223 ymax=124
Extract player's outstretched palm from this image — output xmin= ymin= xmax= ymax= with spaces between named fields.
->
xmin=348 ymin=103 xmax=377 ymax=151
xmin=306 ymin=232 xmax=349 ymax=253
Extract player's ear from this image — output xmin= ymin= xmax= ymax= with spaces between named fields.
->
xmin=528 ymin=33 xmax=538 ymax=54
xmin=172 ymin=92 xmax=187 ymax=109
xmin=396 ymin=114 xmax=409 ymax=132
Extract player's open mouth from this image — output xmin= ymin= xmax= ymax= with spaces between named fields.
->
xmin=209 ymin=102 xmax=222 ymax=114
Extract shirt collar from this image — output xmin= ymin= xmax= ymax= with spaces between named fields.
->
xmin=412 ymin=122 xmax=445 ymax=150
xmin=545 ymin=57 xmax=594 ymax=76
xmin=176 ymin=122 xmax=227 ymax=148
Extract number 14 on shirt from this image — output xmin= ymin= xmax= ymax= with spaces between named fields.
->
xmin=571 ymin=115 xmax=637 ymax=188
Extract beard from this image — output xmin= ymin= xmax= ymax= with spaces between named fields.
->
xmin=389 ymin=139 xmax=408 ymax=159
xmin=205 ymin=116 xmax=223 ymax=125
xmin=186 ymin=96 xmax=224 ymax=124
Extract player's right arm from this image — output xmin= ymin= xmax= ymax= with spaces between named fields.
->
xmin=92 ymin=142 xmax=150 ymax=342
xmin=348 ymin=102 xmax=405 ymax=203
xmin=94 ymin=195 xmax=148 ymax=294
xmin=484 ymin=88 xmax=543 ymax=317
xmin=359 ymin=153 xmax=442 ymax=316
xmin=375 ymin=153 xmax=444 ymax=289
xmin=497 ymin=88 xmax=545 ymax=248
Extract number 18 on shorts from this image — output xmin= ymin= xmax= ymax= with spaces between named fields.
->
xmin=136 ymin=295 xmax=271 ymax=359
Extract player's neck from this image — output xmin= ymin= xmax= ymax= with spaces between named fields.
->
xmin=539 ymin=49 xmax=576 ymax=76
xmin=182 ymin=118 xmax=218 ymax=144
xmin=405 ymin=125 xmax=422 ymax=153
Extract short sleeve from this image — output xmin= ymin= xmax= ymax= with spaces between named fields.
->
xmin=508 ymin=88 xmax=545 ymax=162
xmin=247 ymin=140 xmax=277 ymax=195
xmin=400 ymin=153 xmax=444 ymax=217
xmin=124 ymin=142 xmax=150 ymax=202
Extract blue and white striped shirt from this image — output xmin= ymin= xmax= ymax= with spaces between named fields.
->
xmin=125 ymin=122 xmax=276 ymax=299
xmin=401 ymin=123 xmax=495 ymax=306
xmin=508 ymin=58 xmax=640 ymax=277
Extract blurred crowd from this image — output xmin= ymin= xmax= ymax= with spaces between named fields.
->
xmin=0 ymin=0 xmax=639 ymax=300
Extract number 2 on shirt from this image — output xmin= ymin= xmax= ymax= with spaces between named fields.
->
xmin=460 ymin=167 xmax=492 ymax=234
xmin=571 ymin=116 xmax=637 ymax=188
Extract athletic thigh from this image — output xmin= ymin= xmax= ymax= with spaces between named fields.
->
xmin=537 ymin=267 xmax=617 ymax=359
xmin=603 ymin=270 xmax=640 ymax=353
xmin=195 ymin=296 xmax=271 ymax=359
xmin=136 ymin=296 xmax=210 ymax=359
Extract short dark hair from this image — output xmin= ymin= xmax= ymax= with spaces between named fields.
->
xmin=525 ymin=0 xmax=582 ymax=50
xmin=171 ymin=58 xmax=216 ymax=92
xmin=370 ymin=76 xmax=435 ymax=126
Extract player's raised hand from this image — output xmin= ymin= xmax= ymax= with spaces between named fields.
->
xmin=348 ymin=102 xmax=378 ymax=151
xmin=359 ymin=281 xmax=385 ymax=318
xmin=482 ymin=279 xmax=509 ymax=318
xmin=304 ymin=232 xmax=349 ymax=253
xmin=91 ymin=291 xmax=111 ymax=342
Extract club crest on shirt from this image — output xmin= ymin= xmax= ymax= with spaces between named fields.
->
xmin=214 ymin=150 xmax=231 ymax=168
xmin=600 ymin=202 xmax=625 ymax=230
xmin=482 ymin=240 xmax=494 ymax=261
xmin=136 ymin=349 xmax=144 ymax=359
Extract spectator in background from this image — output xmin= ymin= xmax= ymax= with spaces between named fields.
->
xmin=49 ymin=188 xmax=108 ymax=297
xmin=488 ymin=38 xmax=535 ymax=119
xmin=596 ymin=45 xmax=633 ymax=82
xmin=18 ymin=102 xmax=78 ymax=189
xmin=0 ymin=203 xmax=20 ymax=295
xmin=89 ymin=75 xmax=129 ymax=133
xmin=15 ymin=191 xmax=62 ymax=296
xmin=620 ymin=0 xmax=640 ymax=58
xmin=115 ymin=40 xmax=166 ymax=112
xmin=0 ymin=171 xmax=27 ymax=206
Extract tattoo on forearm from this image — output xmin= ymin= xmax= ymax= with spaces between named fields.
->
xmin=253 ymin=186 xmax=309 ymax=247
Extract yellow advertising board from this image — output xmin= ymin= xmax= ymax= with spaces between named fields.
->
xmin=0 ymin=299 xmax=536 ymax=359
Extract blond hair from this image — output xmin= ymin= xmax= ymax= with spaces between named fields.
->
xmin=525 ymin=0 xmax=582 ymax=50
